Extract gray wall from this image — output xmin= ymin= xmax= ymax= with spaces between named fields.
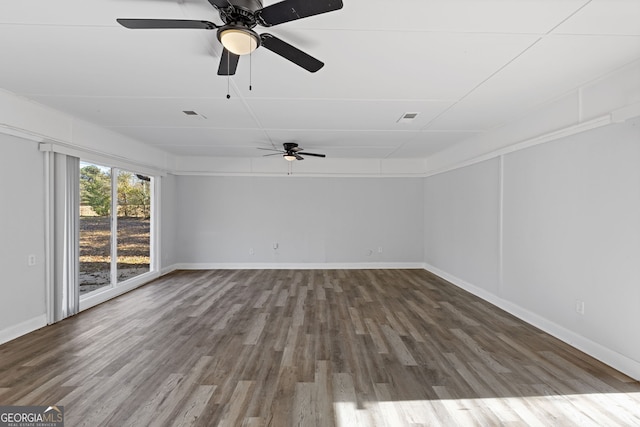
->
xmin=160 ymin=173 xmax=178 ymax=271
xmin=502 ymin=120 xmax=640 ymax=363
xmin=173 ymin=176 xmax=425 ymax=265
xmin=424 ymin=158 xmax=501 ymax=292
xmin=424 ymin=118 xmax=640 ymax=375
xmin=0 ymin=135 xmax=46 ymax=333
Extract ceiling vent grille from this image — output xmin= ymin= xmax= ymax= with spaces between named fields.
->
xmin=182 ymin=110 xmax=208 ymax=119
xmin=397 ymin=112 xmax=419 ymax=123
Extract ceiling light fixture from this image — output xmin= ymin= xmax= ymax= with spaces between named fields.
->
xmin=283 ymin=154 xmax=297 ymax=162
xmin=218 ymin=26 xmax=259 ymax=56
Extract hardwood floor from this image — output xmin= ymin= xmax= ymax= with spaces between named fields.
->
xmin=1 ymin=269 xmax=639 ymax=426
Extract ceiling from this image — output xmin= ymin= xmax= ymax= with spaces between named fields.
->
xmin=1 ymin=0 xmax=639 ymax=160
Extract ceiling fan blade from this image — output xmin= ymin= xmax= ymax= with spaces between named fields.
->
xmin=299 ymin=152 xmax=326 ymax=158
xmin=262 ymin=153 xmax=284 ymax=157
xmin=294 ymin=153 xmax=304 ymax=161
xmin=257 ymin=147 xmax=284 ymax=152
xmin=260 ymin=34 xmax=324 ymax=72
xmin=117 ymin=19 xmax=219 ymax=30
xmin=258 ymin=0 xmax=343 ymax=27
xmin=218 ymin=48 xmax=239 ymax=75
xmin=207 ymin=0 xmax=232 ymax=9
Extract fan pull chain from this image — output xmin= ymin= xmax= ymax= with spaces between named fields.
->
xmin=226 ymin=51 xmax=231 ymax=99
xmin=249 ymin=49 xmax=252 ymax=91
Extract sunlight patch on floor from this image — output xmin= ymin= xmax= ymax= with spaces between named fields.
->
xmin=334 ymin=393 xmax=640 ymax=426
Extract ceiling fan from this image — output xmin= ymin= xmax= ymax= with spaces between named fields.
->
xmin=259 ymin=142 xmax=326 ymax=161
xmin=117 ymin=0 xmax=343 ymax=76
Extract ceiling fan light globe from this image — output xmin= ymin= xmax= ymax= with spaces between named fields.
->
xmin=220 ymin=28 xmax=259 ymax=55
xmin=284 ymin=154 xmax=297 ymax=162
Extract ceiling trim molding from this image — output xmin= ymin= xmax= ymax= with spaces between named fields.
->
xmin=170 ymin=171 xmax=427 ymax=178
xmin=0 ymin=123 xmax=50 ymax=143
xmin=170 ymin=157 xmax=429 ymax=178
xmin=168 ymin=102 xmax=638 ymax=179
xmin=39 ymin=142 xmax=167 ymax=177
xmin=423 ymin=113 xmax=613 ymax=178
xmin=611 ymin=102 xmax=640 ymax=123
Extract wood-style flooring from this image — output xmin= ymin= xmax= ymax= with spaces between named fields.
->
xmin=1 ymin=269 xmax=639 ymax=426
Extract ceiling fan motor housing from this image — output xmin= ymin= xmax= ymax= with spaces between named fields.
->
xmin=231 ymin=0 xmax=263 ymax=12
xmin=220 ymin=0 xmax=263 ymax=27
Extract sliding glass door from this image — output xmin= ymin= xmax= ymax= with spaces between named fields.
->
xmin=79 ymin=162 xmax=153 ymax=296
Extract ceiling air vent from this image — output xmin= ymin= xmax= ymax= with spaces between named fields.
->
xmin=182 ymin=110 xmax=207 ymax=119
xmin=397 ymin=112 xmax=419 ymax=123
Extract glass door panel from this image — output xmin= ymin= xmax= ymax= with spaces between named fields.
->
xmin=79 ymin=162 xmax=112 ymax=295
xmin=117 ymin=170 xmax=151 ymax=283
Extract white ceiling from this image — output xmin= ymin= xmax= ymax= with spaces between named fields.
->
xmin=1 ymin=0 xmax=639 ymax=159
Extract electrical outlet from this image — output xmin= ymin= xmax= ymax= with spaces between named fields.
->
xmin=27 ymin=254 xmax=36 ymax=266
xmin=575 ymin=300 xmax=585 ymax=315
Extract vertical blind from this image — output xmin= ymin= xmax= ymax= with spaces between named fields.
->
xmin=48 ymin=152 xmax=80 ymax=322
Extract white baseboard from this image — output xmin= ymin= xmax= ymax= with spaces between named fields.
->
xmin=423 ymin=263 xmax=640 ymax=381
xmin=167 ymin=262 xmax=426 ymax=270
xmin=0 ymin=314 xmax=47 ymax=346
xmin=160 ymin=264 xmax=178 ymax=275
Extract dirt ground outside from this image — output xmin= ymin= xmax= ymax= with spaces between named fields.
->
xmin=80 ymin=216 xmax=150 ymax=294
